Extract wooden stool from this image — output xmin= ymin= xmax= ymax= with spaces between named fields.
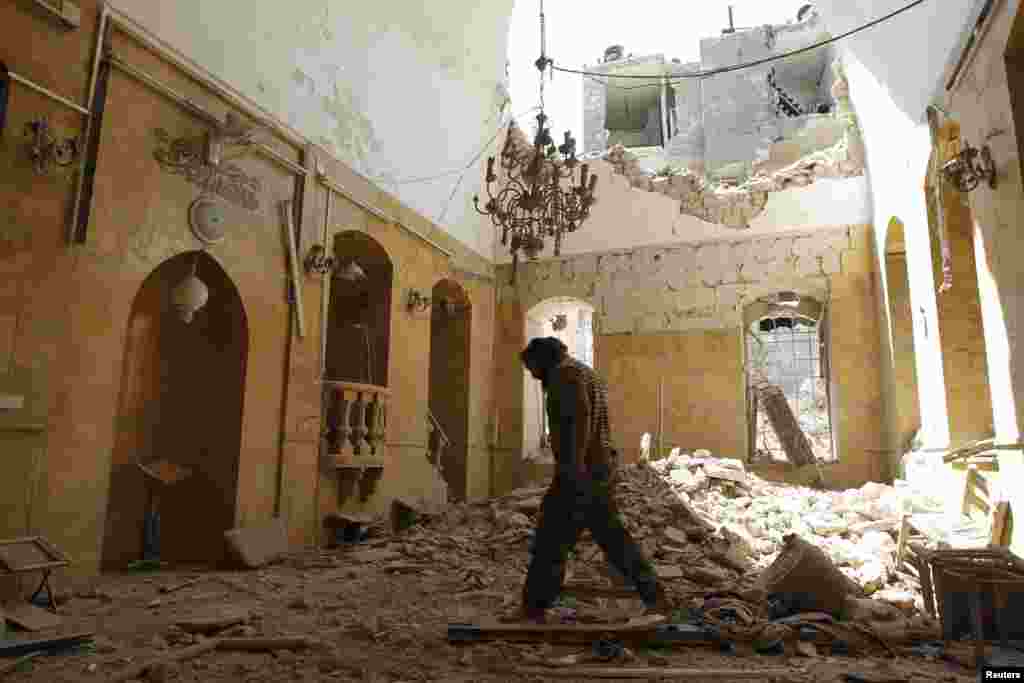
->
xmin=0 ymin=537 xmax=70 ymax=614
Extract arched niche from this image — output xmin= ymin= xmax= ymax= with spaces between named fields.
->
xmin=743 ymin=293 xmax=834 ymax=464
xmin=427 ymin=279 xmax=472 ymax=501
xmin=522 ymin=297 xmax=596 ymax=461
xmin=325 ymin=231 xmax=393 ymax=387
xmin=103 ymin=250 xmax=248 ymax=569
xmin=885 ymin=217 xmax=921 ymax=450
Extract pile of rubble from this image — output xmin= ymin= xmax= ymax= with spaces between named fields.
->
xmin=398 ymin=450 xmax=950 ymax=646
xmin=646 ymin=450 xmax=946 ymax=602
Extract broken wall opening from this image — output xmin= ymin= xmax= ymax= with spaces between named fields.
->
xmin=325 ymin=231 xmax=392 ymax=386
xmin=428 ymin=279 xmax=472 ymax=502
xmin=103 ymin=251 xmax=248 ymax=569
xmin=885 ymin=218 xmax=922 ymax=452
xmin=604 ymin=68 xmax=664 ymax=149
xmin=522 ymin=298 xmax=595 ymax=462
xmin=745 ymin=295 xmax=834 ymax=464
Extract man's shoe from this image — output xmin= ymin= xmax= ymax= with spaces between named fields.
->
xmin=641 ymin=584 xmax=673 ymax=615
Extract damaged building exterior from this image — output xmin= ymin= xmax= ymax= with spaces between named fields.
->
xmin=1 ymin=0 xmax=1023 ymax=602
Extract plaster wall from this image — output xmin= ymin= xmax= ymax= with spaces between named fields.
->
xmin=943 ymin=0 xmax=1024 ymax=553
xmin=491 ymin=224 xmax=884 ymax=492
xmin=105 ymin=0 xmax=512 ymax=259
xmin=811 ymin=0 xmax=989 ymax=452
xmin=0 ymin=1 xmax=498 ymax=576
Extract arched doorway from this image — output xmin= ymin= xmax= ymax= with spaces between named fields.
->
xmin=103 ymin=251 xmax=248 ymax=569
xmin=427 ymin=280 xmax=471 ymax=502
xmin=885 ymin=218 xmax=921 ymax=451
xmin=324 ymin=231 xmax=392 ymax=386
xmin=744 ymin=294 xmax=834 ymax=464
xmin=522 ymin=297 xmax=596 ymax=461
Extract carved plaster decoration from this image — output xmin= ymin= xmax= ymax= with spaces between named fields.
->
xmin=25 ymin=117 xmax=79 ymax=175
xmin=154 ymin=129 xmax=261 ymax=211
xmin=598 ymin=59 xmax=866 ymax=230
xmin=188 ymin=196 xmax=228 ymax=245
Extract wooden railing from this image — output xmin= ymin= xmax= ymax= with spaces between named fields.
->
xmin=323 ymin=381 xmax=389 ymax=466
xmin=425 ymin=410 xmax=450 ymax=469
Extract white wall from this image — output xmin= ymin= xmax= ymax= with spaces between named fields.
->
xmin=111 ymin=0 xmax=513 ymax=259
xmin=811 ymin=0 xmax=985 ymax=450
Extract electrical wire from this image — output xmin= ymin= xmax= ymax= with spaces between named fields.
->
xmin=554 ymin=0 xmax=929 ymax=90
xmin=435 ymin=105 xmax=541 ymax=224
xmin=383 ymin=104 xmax=537 ymax=187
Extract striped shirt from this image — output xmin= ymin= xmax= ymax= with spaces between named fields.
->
xmin=546 ymin=357 xmax=613 ymax=476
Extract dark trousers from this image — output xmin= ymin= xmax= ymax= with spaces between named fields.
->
xmin=523 ymin=476 xmax=658 ymax=610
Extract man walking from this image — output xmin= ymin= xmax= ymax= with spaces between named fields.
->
xmin=511 ymin=337 xmax=666 ymax=622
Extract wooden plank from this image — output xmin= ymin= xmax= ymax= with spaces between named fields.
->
xmin=0 ymin=632 xmax=93 ymax=657
xmin=280 ymin=200 xmax=305 ymax=339
xmin=754 ymin=382 xmax=815 ymax=466
xmin=109 ymin=639 xmax=218 ymax=682
xmin=449 ymin=615 xmax=667 ymax=643
xmin=990 ymin=501 xmax=1011 ymax=547
xmin=514 ymin=665 xmax=796 ymax=679
xmin=2 ymin=602 xmax=61 ymax=631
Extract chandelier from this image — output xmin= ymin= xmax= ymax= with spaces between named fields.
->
xmin=473 ymin=0 xmax=597 ymax=284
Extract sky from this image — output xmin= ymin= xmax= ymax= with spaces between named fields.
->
xmin=506 ymin=0 xmax=809 ymax=145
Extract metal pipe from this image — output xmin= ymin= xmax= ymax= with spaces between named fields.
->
xmin=27 ymin=0 xmax=80 ymax=28
xmin=108 ymin=54 xmax=217 ymax=124
xmin=67 ymin=3 xmax=109 ymax=243
xmin=319 ymin=189 xmax=332 ymax=381
xmin=316 ymin=171 xmax=454 ymax=258
xmin=107 ymin=55 xmax=307 ymax=178
xmin=7 ymin=71 xmax=90 ymax=116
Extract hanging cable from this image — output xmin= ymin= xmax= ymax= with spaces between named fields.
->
xmin=553 ymin=0 xmax=929 ymax=89
xmin=434 ymin=105 xmax=540 ymax=224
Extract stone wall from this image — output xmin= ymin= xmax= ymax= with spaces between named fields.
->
xmin=491 ymin=223 xmax=884 ymax=493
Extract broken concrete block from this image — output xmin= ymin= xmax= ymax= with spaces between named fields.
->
xmin=223 ymin=517 xmax=289 ymax=569
xmin=511 ymin=497 xmax=543 ymax=515
xmin=720 ymin=523 xmax=757 ymax=560
xmin=654 ymin=565 xmax=684 ymax=579
xmin=663 ymin=527 xmax=690 ymax=546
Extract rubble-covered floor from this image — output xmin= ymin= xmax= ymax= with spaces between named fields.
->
xmin=7 ymin=456 xmax=986 ymax=682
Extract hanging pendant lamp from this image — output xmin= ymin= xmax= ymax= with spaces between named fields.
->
xmin=172 ymin=253 xmax=209 ymax=324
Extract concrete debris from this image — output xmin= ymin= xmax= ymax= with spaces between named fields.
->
xmin=30 ymin=451 xmax=959 ymax=682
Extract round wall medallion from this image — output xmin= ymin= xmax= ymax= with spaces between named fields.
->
xmin=189 ymin=196 xmax=227 ymax=245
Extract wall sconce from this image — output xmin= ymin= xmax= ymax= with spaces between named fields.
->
xmin=304 ymin=244 xmax=335 ymax=276
xmin=436 ymin=296 xmax=470 ymax=318
xmin=941 ymin=141 xmax=997 ymax=193
xmin=407 ymin=289 xmax=431 ymax=314
xmin=25 ymin=117 xmax=78 ymax=175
